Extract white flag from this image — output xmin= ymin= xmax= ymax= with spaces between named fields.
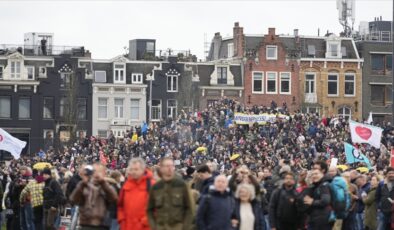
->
xmin=367 ymin=112 xmax=373 ymax=124
xmin=349 ymin=120 xmax=382 ymax=148
xmin=0 ymin=128 xmax=26 ymax=159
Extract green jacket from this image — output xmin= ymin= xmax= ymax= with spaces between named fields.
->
xmin=147 ymin=177 xmax=195 ymax=230
xmin=363 ymin=187 xmax=377 ymax=230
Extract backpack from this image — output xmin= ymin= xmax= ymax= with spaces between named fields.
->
xmin=326 ymin=176 xmax=351 ymax=219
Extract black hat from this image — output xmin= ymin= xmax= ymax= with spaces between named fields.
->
xmin=42 ymin=168 xmax=51 ymax=176
xmin=186 ymin=166 xmax=195 ymax=176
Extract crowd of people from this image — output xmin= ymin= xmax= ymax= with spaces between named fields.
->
xmin=0 ymin=97 xmax=394 ymax=230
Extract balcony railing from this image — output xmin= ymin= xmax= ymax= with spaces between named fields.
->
xmin=0 ymin=44 xmax=87 ymax=57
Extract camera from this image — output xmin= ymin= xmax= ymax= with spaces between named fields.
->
xmin=84 ymin=165 xmax=94 ymax=177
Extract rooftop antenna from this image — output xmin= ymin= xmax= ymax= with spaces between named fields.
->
xmin=336 ymin=0 xmax=355 ymax=37
xmin=204 ymin=33 xmax=210 ymax=61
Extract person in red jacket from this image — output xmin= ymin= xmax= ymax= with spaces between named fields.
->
xmin=117 ymin=157 xmax=155 ymax=230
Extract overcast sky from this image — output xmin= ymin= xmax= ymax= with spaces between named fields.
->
xmin=0 ymin=0 xmax=391 ymax=59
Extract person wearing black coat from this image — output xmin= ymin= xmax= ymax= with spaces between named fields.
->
xmin=304 ymin=169 xmax=333 ymax=230
xmin=197 ymin=175 xmax=234 ymax=230
xmin=269 ymin=172 xmax=299 ymax=230
xmin=380 ymin=167 xmax=394 ymax=230
xmin=231 ymin=183 xmax=264 ymax=230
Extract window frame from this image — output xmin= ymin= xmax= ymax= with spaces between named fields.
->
xmin=130 ymin=99 xmax=140 ymax=120
xmin=327 ymin=73 xmax=339 ymax=96
xmin=344 ymin=73 xmax=356 ymax=97
xmin=77 ymin=98 xmax=88 ymax=121
xmin=305 ymin=72 xmax=316 ymax=94
xmin=94 ymin=71 xmax=107 ymax=83
xmin=0 ymin=65 xmax=3 ymax=80
xmin=217 ymin=66 xmax=228 ymax=84
xmin=338 ymin=107 xmax=352 ymax=120
xmin=10 ymin=61 xmax=21 ymax=79
xmin=98 ymin=97 xmax=108 ymax=120
xmin=252 ymin=71 xmax=264 ymax=94
xmin=279 ymin=72 xmax=291 ymax=94
xmin=167 ymin=74 xmax=178 ymax=92
xmin=43 ymin=97 xmax=54 ymax=119
xmin=131 ymin=73 xmax=143 ymax=84
xmin=266 ymin=71 xmax=278 ymax=94
xmin=0 ymin=96 xmax=11 ymax=118
xmin=60 ymin=73 xmax=71 ymax=88
xmin=151 ymin=99 xmax=162 ymax=121
xmin=167 ymin=99 xmax=177 ymax=119
xmin=26 ymin=66 xmax=35 ymax=80
xmin=114 ymin=98 xmax=124 ymax=119
xmin=113 ymin=63 xmax=126 ymax=84
xmin=227 ymin=43 xmax=234 ymax=59
xmin=18 ymin=97 xmax=31 ymax=119
xmin=266 ymin=45 xmax=278 ymax=60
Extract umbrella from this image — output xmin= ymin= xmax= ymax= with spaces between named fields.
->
xmin=336 ymin=165 xmax=348 ymax=171
xmin=356 ymin=167 xmax=369 ymax=173
xmin=33 ymin=162 xmax=52 ymax=170
xmin=196 ymin=147 xmax=207 ymax=152
xmin=230 ymin=154 xmax=240 ymax=161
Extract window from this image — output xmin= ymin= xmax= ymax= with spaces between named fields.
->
xmin=146 ymin=42 xmax=154 ymax=53
xmin=327 ymin=73 xmax=338 ymax=96
xmin=227 ymin=43 xmax=234 ymax=58
xmin=77 ymin=98 xmax=87 ymax=120
xmin=329 ymin=44 xmax=338 ymax=57
xmin=10 ymin=61 xmax=21 ymax=79
xmin=266 ymin=72 xmax=277 ymax=94
xmin=371 ymin=54 xmax=392 ymax=75
xmin=98 ymin=98 xmax=108 ymax=119
xmin=60 ymin=73 xmax=71 ymax=88
xmin=344 ymin=73 xmax=355 ymax=96
xmin=167 ymin=75 xmax=178 ymax=92
xmin=0 ymin=96 xmax=11 ymax=118
xmin=98 ymin=130 xmax=108 ymax=138
xmin=280 ymin=72 xmax=291 ymax=94
xmin=266 ymin=46 xmax=277 ymax=60
xmin=43 ymin=97 xmax=54 ymax=119
xmin=338 ymin=107 xmax=351 ymax=120
xmin=252 ymin=72 xmax=263 ymax=93
xmin=167 ymin=99 xmax=177 ymax=119
xmin=151 ymin=99 xmax=161 ymax=121
xmin=19 ymin=97 xmax=30 ymax=119
xmin=114 ymin=98 xmax=124 ymax=118
xmin=132 ymin=73 xmax=143 ymax=84
xmin=371 ymin=85 xmax=392 ymax=106
xmin=0 ymin=66 xmax=3 ymax=79
xmin=26 ymin=66 xmax=34 ymax=80
xmin=217 ymin=67 xmax=227 ymax=84
xmin=59 ymin=97 xmax=68 ymax=117
xmin=94 ymin=71 xmax=106 ymax=83
xmin=114 ymin=64 xmax=125 ymax=83
xmin=305 ymin=74 xmax=315 ymax=94
xmin=130 ymin=99 xmax=140 ymax=120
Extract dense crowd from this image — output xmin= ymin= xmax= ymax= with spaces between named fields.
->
xmin=0 ymin=97 xmax=394 ymax=230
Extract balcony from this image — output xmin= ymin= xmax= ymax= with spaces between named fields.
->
xmin=304 ymin=93 xmax=317 ymax=103
xmin=0 ymin=44 xmax=88 ymax=57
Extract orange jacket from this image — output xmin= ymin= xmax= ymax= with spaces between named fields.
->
xmin=117 ymin=170 xmax=155 ymax=230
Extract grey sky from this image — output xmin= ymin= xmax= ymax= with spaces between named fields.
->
xmin=0 ymin=0 xmax=391 ymax=59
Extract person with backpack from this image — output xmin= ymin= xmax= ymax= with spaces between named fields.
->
xmin=70 ymin=163 xmax=118 ymax=230
xmin=42 ymin=168 xmax=66 ymax=230
xmin=196 ymin=175 xmax=234 ymax=230
xmin=117 ymin=158 xmax=155 ymax=230
xmin=269 ymin=172 xmax=299 ymax=230
xmin=328 ymin=166 xmax=351 ymax=230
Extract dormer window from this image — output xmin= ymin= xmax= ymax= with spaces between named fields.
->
xmin=329 ymin=44 xmax=338 ymax=57
xmin=10 ymin=61 xmax=21 ymax=79
xmin=132 ymin=73 xmax=143 ymax=84
xmin=326 ymin=37 xmax=341 ymax=58
xmin=266 ymin=45 xmax=278 ymax=60
xmin=217 ymin=67 xmax=227 ymax=84
xmin=26 ymin=66 xmax=34 ymax=80
xmin=114 ymin=63 xmax=125 ymax=83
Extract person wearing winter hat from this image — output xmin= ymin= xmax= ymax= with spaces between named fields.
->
xmin=42 ymin=168 xmax=65 ymax=230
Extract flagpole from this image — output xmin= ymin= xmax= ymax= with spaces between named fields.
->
xmin=392 ymin=0 xmax=394 ymax=123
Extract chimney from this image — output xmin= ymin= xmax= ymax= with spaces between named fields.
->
xmin=268 ymin=28 xmax=276 ymax=36
xmin=294 ymin=29 xmax=299 ymax=37
xmin=233 ymin=22 xmax=244 ymax=58
xmin=380 ymin=16 xmax=382 ymax=21
xmin=212 ymin=32 xmax=222 ymax=60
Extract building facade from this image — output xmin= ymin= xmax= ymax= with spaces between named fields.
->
xmin=299 ymin=35 xmax=363 ymax=119
xmin=0 ymin=42 xmax=92 ymax=156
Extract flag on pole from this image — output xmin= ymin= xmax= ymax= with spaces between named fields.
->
xmin=344 ymin=142 xmax=372 ymax=168
xmin=366 ymin=112 xmax=373 ymax=124
xmin=349 ymin=120 xmax=382 ymax=148
xmin=0 ymin=128 xmax=26 ymax=159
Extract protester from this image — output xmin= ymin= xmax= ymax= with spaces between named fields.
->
xmin=196 ymin=164 xmax=214 ymax=196
xmin=197 ymin=175 xmax=234 ymax=230
xmin=42 ymin=167 xmax=65 ymax=230
xmin=362 ymin=174 xmax=379 ymax=230
xmin=117 ymin=158 xmax=155 ymax=230
xmin=147 ymin=157 xmax=194 ymax=230
xmin=355 ymin=174 xmax=370 ymax=230
xmin=380 ymin=167 xmax=394 ymax=230
xmin=69 ymin=163 xmax=118 ymax=230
